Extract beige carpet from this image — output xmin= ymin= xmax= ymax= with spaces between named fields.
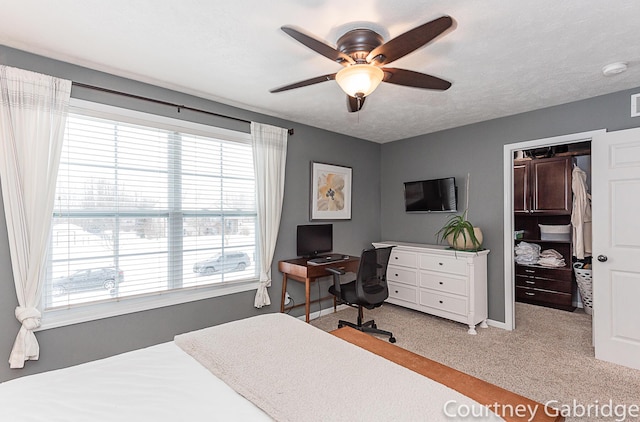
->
xmin=311 ymin=302 xmax=640 ymax=422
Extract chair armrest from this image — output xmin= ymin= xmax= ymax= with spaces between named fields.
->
xmin=326 ymin=266 xmax=346 ymax=295
xmin=325 ymin=267 xmax=345 ymax=276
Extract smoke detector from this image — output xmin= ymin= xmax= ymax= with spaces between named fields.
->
xmin=602 ymin=62 xmax=628 ymax=76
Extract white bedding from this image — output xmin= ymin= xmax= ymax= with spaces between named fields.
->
xmin=0 ymin=342 xmax=270 ymax=422
xmin=1 ymin=314 xmax=502 ymax=421
xmin=176 ymin=313 xmax=502 ymax=422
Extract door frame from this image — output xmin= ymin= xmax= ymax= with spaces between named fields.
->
xmin=502 ymin=129 xmax=605 ymax=330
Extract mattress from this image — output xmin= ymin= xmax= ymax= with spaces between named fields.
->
xmin=0 ymin=341 xmax=270 ymax=422
xmin=0 ymin=313 xmax=523 ymax=421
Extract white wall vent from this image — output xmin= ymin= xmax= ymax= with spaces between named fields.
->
xmin=632 ymin=93 xmax=640 ymax=117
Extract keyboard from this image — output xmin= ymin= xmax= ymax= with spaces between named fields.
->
xmin=307 ymin=254 xmax=347 ymax=265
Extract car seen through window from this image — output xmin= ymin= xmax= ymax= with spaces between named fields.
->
xmin=193 ymin=252 xmax=251 ymax=276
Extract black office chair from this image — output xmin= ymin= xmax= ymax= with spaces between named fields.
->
xmin=326 ymin=246 xmax=396 ymax=343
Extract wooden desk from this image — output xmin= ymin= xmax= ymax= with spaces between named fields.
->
xmin=278 ymin=255 xmax=360 ymax=322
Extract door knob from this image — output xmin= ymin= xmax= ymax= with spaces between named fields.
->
xmin=597 ymin=255 xmax=608 ymax=262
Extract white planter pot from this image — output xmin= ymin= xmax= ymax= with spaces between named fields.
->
xmin=447 ymin=227 xmax=483 ymax=250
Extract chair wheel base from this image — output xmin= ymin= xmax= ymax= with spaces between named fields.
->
xmin=337 ymin=319 xmax=395 ymax=344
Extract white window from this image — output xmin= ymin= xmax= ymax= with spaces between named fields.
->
xmin=40 ymin=100 xmax=258 ymax=329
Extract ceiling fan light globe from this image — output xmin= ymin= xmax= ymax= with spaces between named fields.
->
xmin=335 ymin=64 xmax=384 ymax=97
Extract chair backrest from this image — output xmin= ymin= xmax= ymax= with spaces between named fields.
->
xmin=355 ymin=246 xmax=394 ymax=306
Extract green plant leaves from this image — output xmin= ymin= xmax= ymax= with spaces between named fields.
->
xmin=436 ymin=211 xmax=481 ymax=251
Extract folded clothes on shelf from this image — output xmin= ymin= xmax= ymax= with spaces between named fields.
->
xmin=514 ymin=241 xmax=541 ymax=265
xmin=514 ymin=243 xmax=566 ymax=267
xmin=539 ymin=249 xmax=563 ymax=259
xmin=537 ymin=248 xmax=566 ymax=267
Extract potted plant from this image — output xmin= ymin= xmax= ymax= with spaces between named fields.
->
xmin=436 ymin=210 xmax=483 ymax=251
xmin=436 ymin=173 xmax=483 ymax=251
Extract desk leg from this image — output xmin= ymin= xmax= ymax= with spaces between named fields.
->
xmin=280 ymin=274 xmax=288 ymax=313
xmin=305 ymin=277 xmax=311 ymax=323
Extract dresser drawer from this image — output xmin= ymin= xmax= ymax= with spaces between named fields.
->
xmin=388 ymin=282 xmax=417 ymax=303
xmin=419 ymin=254 xmax=467 ymax=276
xmin=419 ymin=290 xmax=467 ymax=316
xmin=516 ymin=265 xmax=572 ymax=282
xmin=420 ymin=272 xmax=467 ymax=296
xmin=516 ymin=286 xmax=573 ymax=307
xmin=389 ymin=250 xmax=417 ymax=268
xmin=374 ymin=242 xmax=489 ymax=332
xmin=515 ymin=275 xmax=572 ymax=294
xmin=387 ymin=266 xmax=418 ymax=286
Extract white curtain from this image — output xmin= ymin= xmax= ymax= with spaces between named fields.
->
xmin=0 ymin=66 xmax=71 ymax=368
xmin=251 ymin=122 xmax=288 ymax=308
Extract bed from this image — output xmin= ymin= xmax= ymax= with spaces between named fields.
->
xmin=0 ymin=313 xmax=563 ymax=421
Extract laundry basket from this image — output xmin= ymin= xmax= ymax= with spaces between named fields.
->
xmin=573 ymin=263 xmax=593 ymax=315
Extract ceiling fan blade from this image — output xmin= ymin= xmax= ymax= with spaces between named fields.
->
xmin=366 ymin=16 xmax=453 ymax=65
xmin=347 ymin=95 xmax=366 ymax=113
xmin=270 ymin=73 xmax=336 ymax=93
xmin=382 ymin=68 xmax=451 ymax=90
xmin=281 ymin=26 xmax=355 ymax=65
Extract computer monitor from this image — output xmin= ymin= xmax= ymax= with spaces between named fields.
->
xmin=296 ymin=224 xmax=332 ymax=258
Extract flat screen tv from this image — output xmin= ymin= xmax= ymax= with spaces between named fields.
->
xmin=404 ymin=177 xmax=458 ymax=212
xmin=296 ymin=224 xmax=332 ymax=257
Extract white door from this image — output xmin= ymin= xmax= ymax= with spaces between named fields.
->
xmin=592 ymin=127 xmax=640 ymax=370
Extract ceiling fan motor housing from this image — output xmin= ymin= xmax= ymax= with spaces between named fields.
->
xmin=337 ymin=29 xmax=383 ymax=62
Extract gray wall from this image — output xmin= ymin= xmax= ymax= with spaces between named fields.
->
xmin=0 ymin=46 xmax=381 ymax=381
xmin=3 ymin=43 xmax=640 ymax=382
xmin=380 ymin=86 xmax=640 ymax=322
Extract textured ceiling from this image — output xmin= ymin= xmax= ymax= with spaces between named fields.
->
xmin=1 ymin=0 xmax=639 ymax=143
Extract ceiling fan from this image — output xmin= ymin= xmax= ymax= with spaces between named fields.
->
xmin=270 ymin=16 xmax=454 ymax=112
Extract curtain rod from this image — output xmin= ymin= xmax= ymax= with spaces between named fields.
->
xmin=72 ymin=82 xmax=294 ymax=136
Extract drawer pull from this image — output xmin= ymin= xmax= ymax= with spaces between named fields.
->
xmin=438 ymin=262 xmax=443 ymax=266
xmin=525 ymin=292 xmax=535 ymax=296
xmin=395 ymin=256 xmax=398 ymax=260
xmin=525 ymin=280 xmax=535 ymax=285
xmin=395 ymin=290 xmax=399 ymax=294
xmin=439 ymin=300 xmax=443 ymax=304
xmin=524 ymin=269 xmax=535 ymax=273
xmin=395 ymin=274 xmax=398 ymax=277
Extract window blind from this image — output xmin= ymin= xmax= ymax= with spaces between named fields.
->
xmin=44 ymin=108 xmax=258 ymax=312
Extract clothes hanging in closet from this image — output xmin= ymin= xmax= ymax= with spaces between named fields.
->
xmin=571 ymin=164 xmax=592 ymax=259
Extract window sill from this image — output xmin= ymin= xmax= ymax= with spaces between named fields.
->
xmin=38 ymin=279 xmax=260 ymax=331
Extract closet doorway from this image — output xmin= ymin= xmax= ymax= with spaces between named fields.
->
xmin=502 ymin=129 xmax=601 ymax=331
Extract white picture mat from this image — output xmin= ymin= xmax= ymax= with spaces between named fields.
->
xmin=310 ymin=162 xmax=352 ymax=220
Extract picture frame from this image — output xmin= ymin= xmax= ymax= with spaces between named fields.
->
xmin=310 ymin=162 xmax=352 ymax=220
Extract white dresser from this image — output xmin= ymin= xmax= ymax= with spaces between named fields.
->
xmin=373 ymin=241 xmax=490 ymax=334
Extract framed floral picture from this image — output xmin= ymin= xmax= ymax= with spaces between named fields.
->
xmin=310 ymin=162 xmax=352 ymax=220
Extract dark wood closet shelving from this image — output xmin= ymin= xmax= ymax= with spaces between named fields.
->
xmin=514 ymin=155 xmax=576 ymax=311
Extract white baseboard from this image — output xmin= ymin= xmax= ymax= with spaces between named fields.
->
xmin=296 ymin=304 xmax=349 ymax=322
xmin=298 ymin=306 xmax=512 ymax=332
